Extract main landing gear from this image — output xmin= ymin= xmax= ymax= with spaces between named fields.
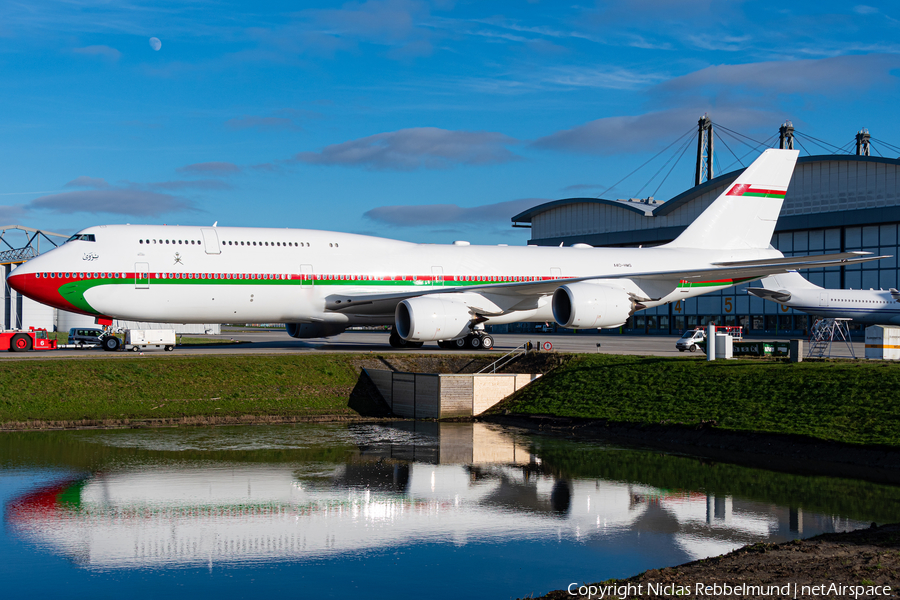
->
xmin=388 ymin=326 xmax=493 ymax=351
xmin=437 ymin=332 xmax=494 ymax=351
xmin=389 ymin=328 xmax=424 ymax=349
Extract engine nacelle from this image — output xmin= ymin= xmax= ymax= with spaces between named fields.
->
xmin=552 ymin=282 xmax=634 ymax=329
xmin=395 ymin=296 xmax=472 ymax=342
xmin=285 ymin=322 xmax=347 ymax=339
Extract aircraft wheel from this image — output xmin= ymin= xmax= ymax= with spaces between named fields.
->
xmin=10 ymin=333 xmax=32 ymax=352
xmin=467 ymin=334 xmax=482 ymax=350
xmin=102 ymin=336 xmax=121 ymax=352
xmin=480 ymin=335 xmax=494 ymax=350
xmin=437 ymin=340 xmax=453 ymax=349
xmin=389 ymin=332 xmax=407 ymax=348
xmin=452 ymin=338 xmax=467 ymax=350
xmin=407 ymin=341 xmax=424 ymax=348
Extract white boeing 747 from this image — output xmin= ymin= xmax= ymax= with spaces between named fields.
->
xmin=747 ymin=271 xmax=900 ymax=325
xmin=8 ymin=149 xmax=884 ymax=350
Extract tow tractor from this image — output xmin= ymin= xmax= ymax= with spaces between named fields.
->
xmin=0 ymin=327 xmax=58 ymax=352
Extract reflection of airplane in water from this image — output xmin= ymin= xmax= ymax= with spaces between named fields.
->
xmin=6 ymin=423 xmax=864 ymax=570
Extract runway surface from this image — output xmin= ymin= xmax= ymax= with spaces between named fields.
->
xmin=0 ymin=329 xmax=865 ymax=360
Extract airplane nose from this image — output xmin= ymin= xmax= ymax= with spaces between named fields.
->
xmin=6 ymin=268 xmax=93 ymax=315
xmin=7 ymin=270 xmax=28 ymax=295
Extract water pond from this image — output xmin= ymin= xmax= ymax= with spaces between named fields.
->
xmin=1 ymin=422 xmax=898 ymax=599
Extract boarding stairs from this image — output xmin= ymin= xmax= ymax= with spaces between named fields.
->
xmin=477 ymin=342 xmax=531 ymax=374
xmin=807 ymin=318 xmax=856 ymax=359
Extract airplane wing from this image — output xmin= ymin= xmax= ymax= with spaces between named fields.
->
xmin=746 ymin=288 xmax=792 ymax=302
xmin=323 ymin=251 xmax=883 ymax=312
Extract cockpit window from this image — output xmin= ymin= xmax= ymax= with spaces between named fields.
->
xmin=66 ymin=234 xmax=96 ymax=243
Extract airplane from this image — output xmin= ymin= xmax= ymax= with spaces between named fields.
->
xmin=7 ymin=149 xmax=885 ymax=351
xmin=747 ymin=271 xmax=900 ymax=325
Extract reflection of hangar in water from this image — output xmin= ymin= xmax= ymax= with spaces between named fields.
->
xmin=512 ymin=123 xmax=900 ymax=336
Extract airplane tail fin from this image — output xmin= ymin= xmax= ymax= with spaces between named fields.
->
xmin=757 ymin=270 xmax=821 ymax=291
xmin=663 ymin=148 xmax=799 ymax=250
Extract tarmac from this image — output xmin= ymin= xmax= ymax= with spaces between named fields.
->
xmin=0 ymin=329 xmax=865 ymax=360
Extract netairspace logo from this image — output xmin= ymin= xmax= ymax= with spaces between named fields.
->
xmin=567 ymin=581 xmax=893 ymax=598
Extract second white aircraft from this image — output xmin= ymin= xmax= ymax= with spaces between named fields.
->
xmin=748 ymin=271 xmax=900 ymax=325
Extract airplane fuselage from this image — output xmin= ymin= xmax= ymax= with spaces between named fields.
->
xmin=766 ymin=287 xmax=900 ymax=325
xmin=9 ymin=224 xmax=774 ymax=327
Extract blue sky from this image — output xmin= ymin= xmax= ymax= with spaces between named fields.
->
xmin=2 ymin=0 xmax=899 ymax=244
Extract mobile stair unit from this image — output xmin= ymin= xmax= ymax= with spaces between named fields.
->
xmin=807 ymin=318 xmax=855 ymax=359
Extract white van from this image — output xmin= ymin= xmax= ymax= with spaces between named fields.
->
xmin=676 ymin=329 xmax=706 ymax=352
xmin=68 ymin=327 xmax=104 ymax=347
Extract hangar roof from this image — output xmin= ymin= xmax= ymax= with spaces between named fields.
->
xmin=513 ymin=155 xmax=900 ymax=246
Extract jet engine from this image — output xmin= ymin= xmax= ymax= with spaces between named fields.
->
xmin=285 ymin=322 xmax=347 ymax=339
xmin=551 ymin=282 xmax=635 ymax=329
xmin=395 ymin=296 xmax=472 ymax=342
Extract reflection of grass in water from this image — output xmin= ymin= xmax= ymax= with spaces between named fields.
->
xmin=530 ymin=436 xmax=900 ymax=524
xmin=494 ymin=355 xmax=900 ymax=446
xmin=0 ymin=427 xmax=360 ymax=473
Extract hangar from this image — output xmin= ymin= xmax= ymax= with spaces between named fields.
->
xmin=511 ymin=122 xmax=900 ymax=336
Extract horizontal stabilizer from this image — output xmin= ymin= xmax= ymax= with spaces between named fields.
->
xmin=712 ymin=252 xmax=871 ymax=268
xmin=746 ymin=288 xmax=792 ymax=302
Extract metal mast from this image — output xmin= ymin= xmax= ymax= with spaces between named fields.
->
xmin=694 ymin=115 xmax=714 ymax=186
xmin=779 ymin=121 xmax=794 ymax=149
xmin=856 ymin=128 xmax=871 ymax=156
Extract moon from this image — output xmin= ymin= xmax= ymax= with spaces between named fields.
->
xmin=149 ymin=37 xmax=162 ymax=51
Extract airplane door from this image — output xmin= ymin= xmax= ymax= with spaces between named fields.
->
xmin=819 ymin=292 xmax=829 ymax=307
xmin=432 ymin=266 xmax=443 ymax=287
xmin=135 ymin=262 xmax=149 ymax=289
xmin=201 ymin=228 xmax=221 ymax=255
xmin=300 ymin=264 xmax=314 ymax=288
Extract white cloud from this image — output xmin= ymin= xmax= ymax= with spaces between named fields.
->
xmin=72 ymin=45 xmax=121 ymax=61
xmin=148 ymin=180 xmax=232 ymax=191
xmin=176 ymin=162 xmax=242 ymax=175
xmin=364 ymin=198 xmax=547 ymax=226
xmin=293 ymin=127 xmax=521 ymax=170
xmin=532 ymin=106 xmax=778 ymax=155
xmin=30 ymin=189 xmax=192 ymax=216
xmin=64 ymin=176 xmax=109 ymax=189
xmin=657 ymin=54 xmax=900 ymax=97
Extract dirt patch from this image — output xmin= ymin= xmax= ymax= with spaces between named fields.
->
xmin=485 ymin=414 xmax=900 ymax=485
xmin=536 ymin=523 xmax=900 ymax=599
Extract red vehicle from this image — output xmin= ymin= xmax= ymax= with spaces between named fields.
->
xmin=0 ymin=327 xmax=58 ymax=352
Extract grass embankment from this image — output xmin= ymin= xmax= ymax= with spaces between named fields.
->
xmin=0 ymin=355 xmax=364 ymax=424
xmin=493 ymin=355 xmax=900 ymax=447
